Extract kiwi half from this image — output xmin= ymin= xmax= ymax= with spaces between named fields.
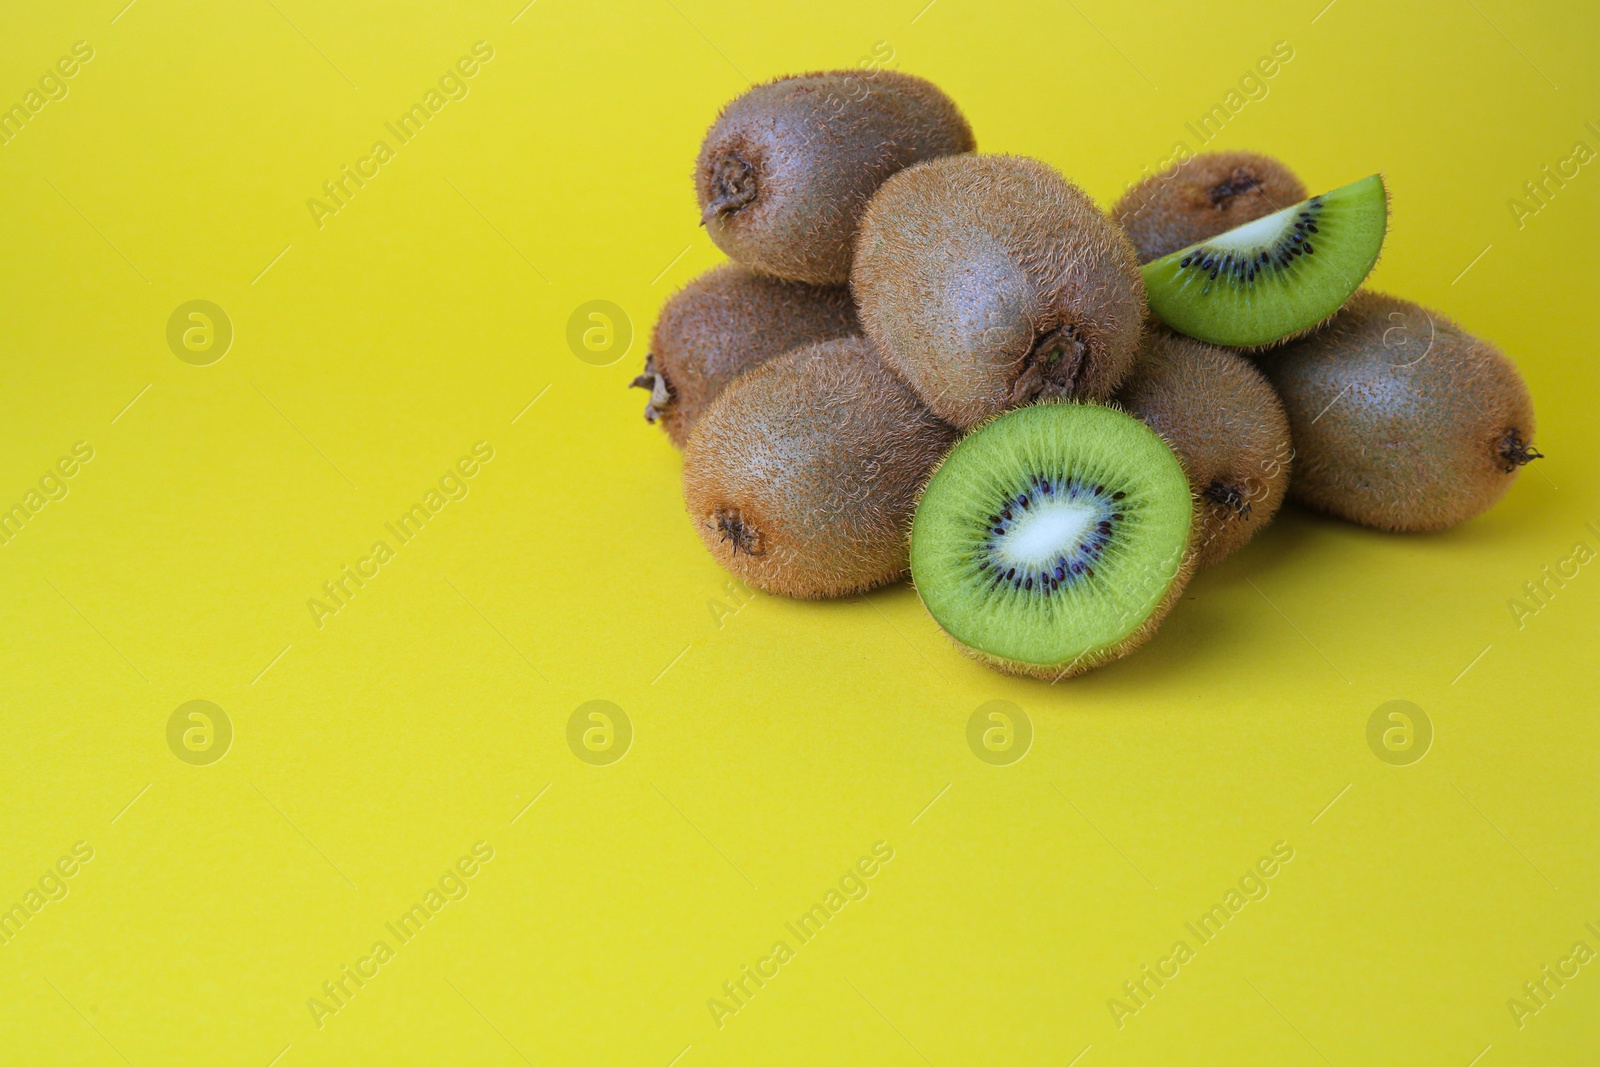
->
xmin=682 ymin=336 xmax=957 ymax=598
xmin=910 ymin=404 xmax=1195 ymax=679
xmin=1117 ymin=331 xmax=1292 ymax=567
xmin=632 ymin=264 xmax=859 ymax=447
xmin=1113 ymin=151 xmax=1309 ymax=264
xmin=1142 ymin=174 xmax=1388 ymax=348
xmin=696 ymin=70 xmax=975 ymax=285
xmin=853 ymin=154 xmax=1146 ymax=430
xmin=1262 ymin=291 xmax=1540 ymax=532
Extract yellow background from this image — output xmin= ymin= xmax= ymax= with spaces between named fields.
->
xmin=2 ymin=1 xmax=1596 ymax=1063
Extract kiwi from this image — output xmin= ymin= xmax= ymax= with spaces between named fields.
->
xmin=631 ymin=264 xmax=859 ymax=447
xmin=1117 ymin=331 xmax=1292 ymax=567
xmin=852 ymin=154 xmax=1146 ymax=430
xmin=910 ymin=403 xmax=1195 ymax=679
xmin=1261 ymin=291 xmax=1540 ymax=532
xmin=1112 ymin=151 xmax=1309 ymax=263
xmin=1142 ymin=174 xmax=1388 ymax=348
xmin=682 ymin=336 xmax=957 ymax=598
xmin=695 ymin=70 xmax=975 ymax=285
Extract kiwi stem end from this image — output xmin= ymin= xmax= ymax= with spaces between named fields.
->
xmin=1208 ymin=167 xmax=1263 ymax=209
xmin=1203 ymin=480 xmax=1253 ymax=518
xmin=713 ymin=508 xmax=765 ymax=557
xmin=1498 ymin=429 xmax=1543 ymax=473
xmin=1010 ymin=327 xmax=1087 ymax=404
xmin=702 ymin=152 xmax=758 ymax=223
xmin=630 ymin=355 xmax=672 ymax=423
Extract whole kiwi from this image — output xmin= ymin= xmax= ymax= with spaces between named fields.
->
xmin=852 ymin=154 xmax=1146 ymax=430
xmin=1112 ymin=151 xmax=1308 ymax=263
xmin=1262 ymin=291 xmax=1541 ymax=532
xmin=696 ymin=70 xmax=975 ymax=285
xmin=631 ymin=264 xmax=859 ymax=447
xmin=682 ymin=336 xmax=957 ymax=598
xmin=1117 ymin=330 xmax=1292 ymax=567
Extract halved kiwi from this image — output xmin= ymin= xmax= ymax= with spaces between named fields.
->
xmin=910 ymin=404 xmax=1195 ymax=680
xmin=1141 ymin=174 xmax=1387 ymax=348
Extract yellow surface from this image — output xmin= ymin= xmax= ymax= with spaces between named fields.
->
xmin=2 ymin=1 xmax=1596 ymax=1063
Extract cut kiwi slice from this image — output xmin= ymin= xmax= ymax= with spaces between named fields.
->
xmin=910 ymin=404 xmax=1195 ymax=680
xmin=1141 ymin=174 xmax=1387 ymax=348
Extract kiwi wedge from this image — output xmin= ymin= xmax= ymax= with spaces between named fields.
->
xmin=1142 ymin=174 xmax=1388 ymax=348
xmin=910 ymin=404 xmax=1195 ymax=680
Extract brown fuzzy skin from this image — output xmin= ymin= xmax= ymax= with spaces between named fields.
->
xmin=1112 ymin=151 xmax=1308 ymax=263
xmin=695 ymin=70 xmax=975 ymax=285
xmin=632 ymin=264 xmax=859 ymax=447
xmin=682 ymin=337 xmax=958 ymax=598
xmin=1262 ymin=291 xmax=1540 ymax=532
xmin=1118 ymin=331 xmax=1292 ymax=567
xmin=852 ymin=155 xmax=1147 ymax=430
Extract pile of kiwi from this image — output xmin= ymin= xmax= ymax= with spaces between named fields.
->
xmin=633 ymin=71 xmax=1542 ymax=681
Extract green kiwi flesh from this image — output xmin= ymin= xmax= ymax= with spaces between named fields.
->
xmin=632 ymin=264 xmax=858 ymax=447
xmin=910 ymin=404 xmax=1195 ymax=679
xmin=683 ymin=337 xmax=957 ymax=598
xmin=1262 ymin=291 xmax=1540 ymax=532
xmin=1142 ymin=174 xmax=1388 ymax=348
xmin=696 ymin=70 xmax=975 ymax=284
